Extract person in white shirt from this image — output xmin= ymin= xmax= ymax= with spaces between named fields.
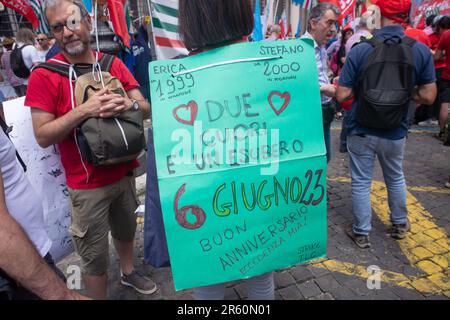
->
xmin=14 ymin=28 xmax=40 ymax=85
xmin=35 ymin=33 xmax=51 ymax=63
xmin=0 ymin=126 xmax=87 ymax=300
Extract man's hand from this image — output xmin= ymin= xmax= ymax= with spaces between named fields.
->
xmin=79 ymin=88 xmax=129 ymax=119
xmin=320 ymin=84 xmax=337 ymax=98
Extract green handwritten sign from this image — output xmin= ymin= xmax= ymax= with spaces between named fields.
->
xmin=149 ymin=39 xmax=327 ymax=291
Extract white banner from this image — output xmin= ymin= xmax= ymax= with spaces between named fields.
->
xmin=3 ymin=98 xmax=73 ymax=262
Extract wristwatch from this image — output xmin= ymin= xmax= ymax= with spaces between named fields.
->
xmin=131 ymin=99 xmax=139 ymax=111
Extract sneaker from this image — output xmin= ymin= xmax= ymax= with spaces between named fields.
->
xmin=435 ymin=131 xmax=444 ymax=141
xmin=121 ymin=270 xmax=157 ymax=295
xmin=418 ymin=119 xmax=439 ymax=127
xmin=345 ymin=224 xmax=370 ymax=249
xmin=391 ymin=220 xmax=411 ymax=240
xmin=445 ymin=182 xmax=450 ymax=189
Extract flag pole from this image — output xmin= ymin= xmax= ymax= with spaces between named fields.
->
xmin=273 ymin=0 xmax=280 ymax=25
xmin=146 ymin=0 xmax=158 ymax=60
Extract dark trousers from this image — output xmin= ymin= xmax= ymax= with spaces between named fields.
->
xmin=340 ymin=110 xmax=349 ymax=151
xmin=428 ymin=68 xmax=443 ymax=119
xmin=322 ymin=102 xmax=335 ymax=163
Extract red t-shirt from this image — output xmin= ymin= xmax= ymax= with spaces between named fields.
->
xmin=25 ymin=51 xmax=140 ymax=190
xmin=437 ymin=30 xmax=450 ymax=80
xmin=430 ymin=32 xmax=446 ymax=70
xmin=404 ymin=28 xmax=431 ymax=48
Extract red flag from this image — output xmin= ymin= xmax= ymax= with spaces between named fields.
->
xmin=360 ymin=1 xmax=367 ymax=14
xmin=278 ymin=18 xmax=285 ymax=39
xmin=319 ymin=0 xmax=356 ymax=26
xmin=287 ymin=24 xmax=292 ymax=39
xmin=107 ymin=0 xmax=130 ymax=48
xmin=0 ymin=0 xmax=39 ymax=29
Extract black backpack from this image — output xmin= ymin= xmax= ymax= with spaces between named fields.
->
xmin=355 ymin=36 xmax=416 ymax=130
xmin=10 ymin=44 xmax=32 ymax=79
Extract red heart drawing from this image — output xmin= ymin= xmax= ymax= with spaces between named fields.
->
xmin=268 ymin=91 xmax=291 ymax=116
xmin=173 ymin=101 xmax=198 ymax=126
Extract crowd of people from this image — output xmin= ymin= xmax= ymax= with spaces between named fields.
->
xmin=0 ymin=29 xmax=60 ymax=100
xmin=0 ymin=0 xmax=448 ymax=300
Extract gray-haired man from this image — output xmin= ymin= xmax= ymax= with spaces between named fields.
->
xmin=26 ymin=0 xmax=155 ymax=299
xmin=302 ymin=3 xmax=340 ymax=163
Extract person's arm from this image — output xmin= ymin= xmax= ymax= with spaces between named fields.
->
xmin=127 ymin=88 xmax=151 ymax=120
xmin=434 ymin=49 xmax=444 ymax=61
xmin=0 ymin=172 xmax=86 ymax=300
xmin=412 ymin=83 xmax=437 ymax=105
xmin=320 ymin=84 xmax=337 ymax=98
xmin=336 ymin=44 xmax=360 ymax=103
xmin=336 ymin=85 xmax=354 ymax=103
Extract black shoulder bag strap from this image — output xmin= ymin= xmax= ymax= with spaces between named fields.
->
xmin=99 ymin=54 xmax=115 ymax=72
xmin=0 ymin=117 xmax=27 ymax=172
xmin=400 ymin=36 xmax=417 ymax=48
xmin=34 ymin=53 xmax=116 ymax=77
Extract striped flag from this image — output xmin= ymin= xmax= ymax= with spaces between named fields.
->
xmin=292 ymin=0 xmax=314 ymax=10
xmin=107 ymin=0 xmax=131 ymax=48
xmin=29 ymin=0 xmax=50 ymax=35
xmin=150 ymin=0 xmax=188 ymax=60
xmin=302 ymin=0 xmax=313 ymax=10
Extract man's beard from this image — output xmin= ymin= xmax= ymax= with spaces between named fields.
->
xmin=61 ymin=37 xmax=89 ymax=56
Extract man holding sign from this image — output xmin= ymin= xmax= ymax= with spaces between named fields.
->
xmin=150 ymin=0 xmax=328 ymax=298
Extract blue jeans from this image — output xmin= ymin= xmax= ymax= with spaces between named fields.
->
xmin=347 ymin=135 xmax=408 ymax=236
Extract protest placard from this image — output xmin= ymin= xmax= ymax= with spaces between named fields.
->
xmin=150 ymin=39 xmax=327 ymax=290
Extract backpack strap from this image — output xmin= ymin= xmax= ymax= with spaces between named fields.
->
xmin=33 ymin=62 xmax=71 ymax=77
xmin=365 ymin=37 xmax=384 ymax=48
xmin=0 ymin=117 xmax=27 ymax=172
xmin=33 ymin=53 xmax=116 ymax=77
xmin=99 ymin=54 xmax=115 ymax=72
xmin=401 ymin=36 xmax=417 ymax=48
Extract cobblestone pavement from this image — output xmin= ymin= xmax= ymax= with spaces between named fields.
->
xmin=58 ymin=123 xmax=450 ymax=300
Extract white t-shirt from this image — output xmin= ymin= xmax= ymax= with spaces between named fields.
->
xmin=35 ymin=49 xmax=50 ymax=64
xmin=0 ymin=129 xmax=52 ymax=257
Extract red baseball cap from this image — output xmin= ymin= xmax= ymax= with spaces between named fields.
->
xmin=372 ymin=0 xmax=411 ymax=23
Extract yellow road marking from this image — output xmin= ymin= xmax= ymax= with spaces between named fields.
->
xmin=408 ymin=186 xmax=450 ymax=195
xmin=317 ymin=177 xmax=450 ymax=295
xmin=327 ymin=177 xmax=450 ymax=195
xmin=370 ymin=181 xmax=449 ymax=292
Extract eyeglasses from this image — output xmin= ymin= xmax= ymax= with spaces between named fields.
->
xmin=50 ymin=17 xmax=82 ymax=35
xmin=49 ymin=3 xmax=88 ymax=35
xmin=36 ymin=38 xmax=48 ymax=42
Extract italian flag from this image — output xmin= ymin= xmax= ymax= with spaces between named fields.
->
xmin=150 ymin=0 xmax=188 ymax=60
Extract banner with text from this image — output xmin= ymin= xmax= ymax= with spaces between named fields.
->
xmin=149 ymin=39 xmax=327 ymax=290
xmin=410 ymin=0 xmax=450 ymax=28
xmin=3 ymin=98 xmax=73 ymax=262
